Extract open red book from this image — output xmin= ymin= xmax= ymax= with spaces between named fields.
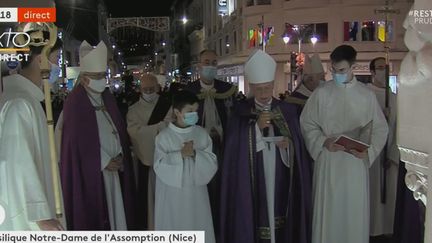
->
xmin=334 ymin=135 xmax=370 ymax=153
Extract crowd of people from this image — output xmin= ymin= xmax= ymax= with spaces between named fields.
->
xmin=0 ymin=21 xmax=422 ymax=243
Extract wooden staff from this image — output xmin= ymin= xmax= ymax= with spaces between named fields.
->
xmin=39 ymin=23 xmax=63 ymax=218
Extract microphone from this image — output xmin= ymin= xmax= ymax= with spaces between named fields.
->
xmin=263 ymin=127 xmax=269 ymax=137
xmin=262 ymin=107 xmax=271 ymax=137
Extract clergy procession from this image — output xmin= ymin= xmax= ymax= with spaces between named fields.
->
xmin=0 ymin=0 xmax=429 ymax=242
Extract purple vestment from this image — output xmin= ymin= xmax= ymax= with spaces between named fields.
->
xmin=60 ymin=85 xmax=136 ymax=230
xmin=287 ymin=90 xmax=308 ymax=116
xmin=220 ymin=98 xmax=312 ymax=243
xmin=290 ymin=90 xmax=309 ymax=101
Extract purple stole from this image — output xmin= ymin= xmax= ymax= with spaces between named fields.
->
xmin=220 ymin=98 xmax=312 ymax=243
xmin=60 ymin=85 xmax=136 ymax=230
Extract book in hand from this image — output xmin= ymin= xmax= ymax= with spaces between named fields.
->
xmin=334 ymin=135 xmax=370 ymax=153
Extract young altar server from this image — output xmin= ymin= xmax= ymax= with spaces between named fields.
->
xmin=154 ymin=90 xmax=217 ymax=243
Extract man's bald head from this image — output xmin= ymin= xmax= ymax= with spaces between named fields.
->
xmin=140 ymin=74 xmax=159 ymax=94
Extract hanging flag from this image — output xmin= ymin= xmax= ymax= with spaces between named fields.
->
xmin=266 ymin=27 xmax=275 ymax=46
xmin=248 ymin=25 xmax=275 ymax=48
xmin=249 ymin=29 xmax=255 ymax=48
xmin=378 ymin=21 xmax=386 ymax=42
xmin=258 ymin=28 xmax=263 ymax=47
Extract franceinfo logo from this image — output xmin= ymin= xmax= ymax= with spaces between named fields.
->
xmin=409 ymin=9 xmax=432 ymax=24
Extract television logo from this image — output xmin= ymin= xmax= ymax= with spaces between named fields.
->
xmin=0 ymin=28 xmax=31 ymax=62
xmin=408 ymin=9 xmax=432 ymax=24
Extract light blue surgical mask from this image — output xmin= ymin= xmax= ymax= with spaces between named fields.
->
xmin=200 ymin=66 xmax=217 ymax=81
xmin=332 ymin=73 xmax=348 ymax=86
xmin=184 ymin=112 xmax=199 ymax=126
xmin=49 ymin=62 xmax=61 ymax=84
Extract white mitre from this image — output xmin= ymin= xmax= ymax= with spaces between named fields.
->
xmin=79 ymin=40 xmax=107 ymax=73
xmin=244 ymin=49 xmax=276 ymax=84
xmin=303 ymin=53 xmax=324 ymax=75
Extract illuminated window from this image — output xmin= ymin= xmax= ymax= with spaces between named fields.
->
xmin=284 ymin=23 xmax=328 ymax=44
xmin=344 ymin=20 xmax=393 ymax=42
xmin=361 ymin=21 xmax=376 ymax=41
xmin=343 ymin=21 xmax=359 ymax=41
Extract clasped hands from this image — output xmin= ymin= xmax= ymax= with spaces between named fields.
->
xmin=106 ymin=153 xmax=123 ymax=171
xmin=181 ymin=140 xmax=195 ymax=159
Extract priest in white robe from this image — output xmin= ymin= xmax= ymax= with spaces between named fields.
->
xmin=127 ymin=73 xmax=172 ymax=229
xmin=300 ymin=45 xmax=389 ymax=243
xmin=154 ymin=90 xmax=217 ymax=243
xmin=367 ymin=57 xmax=399 ymax=237
xmin=0 ymin=26 xmax=64 ymax=230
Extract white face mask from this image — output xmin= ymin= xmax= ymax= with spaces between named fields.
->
xmin=142 ymin=92 xmax=158 ymax=102
xmin=88 ymin=78 xmax=106 ymax=93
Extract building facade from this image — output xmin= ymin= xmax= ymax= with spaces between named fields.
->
xmin=203 ymin=0 xmax=412 ymax=95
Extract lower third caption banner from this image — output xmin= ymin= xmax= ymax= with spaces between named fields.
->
xmin=0 ymin=231 xmax=205 ymax=243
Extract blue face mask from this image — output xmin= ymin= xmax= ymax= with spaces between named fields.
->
xmin=332 ymin=73 xmax=348 ymax=86
xmin=49 ymin=62 xmax=61 ymax=84
xmin=184 ymin=112 xmax=199 ymax=126
xmin=200 ymin=66 xmax=217 ymax=81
